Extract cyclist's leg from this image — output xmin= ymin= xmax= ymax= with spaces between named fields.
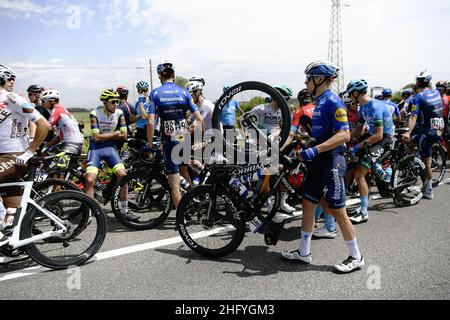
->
xmin=354 ymin=154 xmax=370 ymax=217
xmin=85 ymin=149 xmax=101 ymax=198
xmin=103 ymin=148 xmax=127 ymax=201
xmin=164 ymin=140 xmax=183 ymax=209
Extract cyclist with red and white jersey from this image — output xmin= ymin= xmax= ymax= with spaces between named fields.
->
xmin=0 ymin=64 xmax=51 ymax=247
xmin=41 ymin=89 xmax=84 ymax=155
xmin=436 ymin=81 xmax=450 ymax=157
xmin=291 ymin=89 xmax=315 ymax=138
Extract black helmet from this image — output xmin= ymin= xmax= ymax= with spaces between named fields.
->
xmin=27 ymin=84 xmax=44 ymax=94
xmin=297 ymin=89 xmax=314 ymax=104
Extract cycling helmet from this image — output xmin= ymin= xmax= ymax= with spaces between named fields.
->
xmin=375 ymin=94 xmax=384 ymax=101
xmin=189 ymin=76 xmax=206 ymax=86
xmin=0 ymin=64 xmax=16 ymax=82
xmin=157 ymin=62 xmax=175 ymax=75
xmin=274 ymin=84 xmax=293 ymax=100
xmin=27 ymin=84 xmax=44 ymax=94
xmin=41 ymin=89 xmax=61 ymax=101
xmin=136 ymin=81 xmax=150 ymax=90
xmin=401 ymin=89 xmax=413 ymax=98
xmin=305 ymin=60 xmax=340 ymax=79
xmin=416 ymin=70 xmax=432 ymax=85
xmin=342 ymin=93 xmax=353 ymax=104
xmin=436 ymin=80 xmax=449 ymax=90
xmin=185 ymin=81 xmax=204 ymax=94
xmin=223 ymin=85 xmax=232 ymax=93
xmin=100 ymin=89 xmax=120 ymax=102
xmin=346 ymin=79 xmax=369 ymax=94
xmin=297 ymin=89 xmax=313 ymax=104
xmin=382 ymin=88 xmax=393 ymax=97
xmin=116 ymin=86 xmax=129 ymax=98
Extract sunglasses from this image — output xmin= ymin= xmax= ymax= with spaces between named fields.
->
xmin=108 ymin=100 xmax=120 ymax=104
xmin=7 ymin=77 xmax=16 ymax=82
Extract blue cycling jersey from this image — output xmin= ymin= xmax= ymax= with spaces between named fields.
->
xmin=359 ymin=99 xmax=394 ymax=136
xmin=135 ymin=100 xmax=150 ymax=129
xmin=311 ymin=90 xmax=349 ymax=152
xmin=411 ymin=89 xmax=444 ymax=135
xmin=220 ymin=100 xmax=239 ymax=126
xmin=384 ymin=99 xmax=400 ymax=118
xmin=149 ymin=82 xmax=198 ymax=141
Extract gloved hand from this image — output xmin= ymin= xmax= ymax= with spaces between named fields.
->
xmin=299 ymin=147 xmax=319 ymax=161
xmin=15 ymin=150 xmax=34 ymax=166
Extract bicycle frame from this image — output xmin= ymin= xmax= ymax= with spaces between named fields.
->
xmin=1 ymin=181 xmax=69 ymax=250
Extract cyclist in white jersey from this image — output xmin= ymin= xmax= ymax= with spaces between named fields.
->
xmin=41 ymin=89 xmax=85 ymax=155
xmin=185 ymin=81 xmax=214 ymax=139
xmin=0 ymin=64 xmax=51 ymax=246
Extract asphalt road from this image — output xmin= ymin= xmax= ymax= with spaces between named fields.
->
xmin=1 ymin=175 xmax=450 ymax=301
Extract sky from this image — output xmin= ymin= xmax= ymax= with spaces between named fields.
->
xmin=1 ymin=0 xmax=449 ymax=109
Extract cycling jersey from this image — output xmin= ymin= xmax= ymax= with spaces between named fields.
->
xmin=0 ymin=89 xmax=42 ymax=153
xmin=311 ymin=90 xmax=349 ymax=152
xmin=247 ymin=104 xmax=282 ymax=135
xmin=347 ymin=108 xmax=360 ymax=131
xmin=189 ymin=98 xmax=214 ymax=137
xmin=291 ymin=103 xmax=315 ymax=134
xmin=411 ymin=89 xmax=444 ymax=136
xmin=359 ymin=99 xmax=394 ymax=136
xmin=118 ymin=101 xmax=135 ymax=126
xmin=48 ymin=105 xmax=84 ymax=144
xmin=89 ymin=108 xmax=127 ymax=149
xmin=220 ymin=100 xmax=239 ymax=127
xmin=135 ymin=100 xmax=151 ymax=129
xmin=384 ymin=99 xmax=401 ymax=118
xmin=442 ymin=94 xmax=449 ymax=120
xmin=149 ymin=82 xmax=198 ymax=142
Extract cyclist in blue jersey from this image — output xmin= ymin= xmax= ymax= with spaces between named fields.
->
xmin=134 ymin=81 xmax=152 ymax=145
xmin=86 ymin=89 xmax=135 ymax=220
xmin=399 ymin=89 xmax=414 ymax=117
xmin=402 ymin=70 xmax=444 ymax=200
xmin=348 ymin=80 xmax=395 ymax=223
xmin=281 ymin=61 xmax=364 ymax=274
xmin=147 ymin=62 xmax=204 ymax=209
xmin=221 ymin=85 xmax=240 ymax=148
xmin=382 ymin=88 xmax=401 ymax=123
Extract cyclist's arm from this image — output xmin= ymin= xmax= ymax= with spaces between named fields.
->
xmin=316 ymin=130 xmax=350 ymax=154
xmin=404 ymin=115 xmax=418 ymax=137
xmin=46 ymin=135 xmax=61 ymax=148
xmin=139 ymin=103 xmax=149 ymax=120
xmin=29 ymin=117 xmax=52 ymax=153
xmin=147 ymin=114 xmax=155 ymax=148
xmin=190 ymin=111 xmax=204 ymax=134
xmin=364 ymin=126 xmax=383 ymax=146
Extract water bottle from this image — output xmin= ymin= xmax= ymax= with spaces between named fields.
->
xmin=373 ymin=163 xmax=385 ymax=180
xmin=384 ymin=167 xmax=393 ymax=183
xmin=180 ymin=177 xmax=190 ymax=190
xmin=229 ymin=177 xmax=250 ymax=199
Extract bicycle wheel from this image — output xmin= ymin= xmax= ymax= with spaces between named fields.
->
xmin=32 ymin=178 xmax=82 ymax=200
xmin=22 ymin=191 xmax=107 ymax=270
xmin=176 ymin=185 xmax=246 ymax=259
xmin=111 ymin=172 xmax=172 ymax=230
xmin=392 ymin=155 xmax=426 ymax=207
xmin=212 ymin=82 xmax=292 ymax=162
xmin=431 ymin=143 xmax=447 ymax=188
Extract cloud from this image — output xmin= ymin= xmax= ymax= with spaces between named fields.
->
xmin=0 ymin=0 xmax=52 ymax=14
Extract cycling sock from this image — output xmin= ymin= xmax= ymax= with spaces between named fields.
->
xmin=346 ymin=238 xmax=362 ymax=261
xmin=299 ymin=230 xmax=312 ymax=257
xmin=360 ymin=196 xmax=369 ymax=215
xmin=425 ymin=180 xmax=432 ymax=193
xmin=119 ymin=201 xmax=128 ymax=213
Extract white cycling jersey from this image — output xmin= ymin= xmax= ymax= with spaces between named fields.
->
xmin=247 ymin=103 xmax=282 ymax=134
xmin=0 ymin=89 xmax=42 ymax=153
xmin=48 ymin=105 xmax=84 ymax=144
xmin=189 ymin=98 xmax=214 ymax=137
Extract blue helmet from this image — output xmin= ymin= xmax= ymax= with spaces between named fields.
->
xmin=157 ymin=62 xmax=175 ymax=75
xmin=223 ymin=85 xmax=232 ymax=93
xmin=305 ymin=60 xmax=340 ymax=79
xmin=346 ymin=79 xmax=369 ymax=94
xmin=382 ymin=89 xmax=393 ymax=97
xmin=136 ymin=81 xmax=149 ymax=90
xmin=402 ymin=89 xmax=413 ymax=97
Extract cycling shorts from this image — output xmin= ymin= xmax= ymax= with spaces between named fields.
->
xmin=87 ymin=146 xmax=125 ymax=175
xmin=0 ymin=153 xmax=27 ymax=184
xmin=303 ymin=152 xmax=347 ymax=209
xmin=54 ymin=142 xmax=83 ymax=156
xmin=163 ymin=140 xmax=186 ymax=175
xmin=358 ymin=136 xmax=392 ymax=170
xmin=412 ymin=134 xmax=441 ymax=158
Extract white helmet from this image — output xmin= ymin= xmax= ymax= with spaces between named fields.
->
xmin=342 ymin=93 xmax=353 ymax=104
xmin=189 ymin=76 xmax=206 ymax=86
xmin=0 ymin=64 xmax=16 ymax=82
xmin=41 ymin=89 xmax=61 ymax=101
xmin=185 ymin=81 xmax=204 ymax=94
xmin=416 ymin=69 xmax=432 ymax=84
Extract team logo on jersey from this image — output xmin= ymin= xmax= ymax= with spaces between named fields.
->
xmin=411 ymin=104 xmax=417 ymax=112
xmin=335 ymin=108 xmax=348 ymax=122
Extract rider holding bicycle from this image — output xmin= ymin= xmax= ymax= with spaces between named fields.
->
xmin=0 ymin=64 xmax=51 ymax=245
xmin=402 ymin=71 xmax=444 ymax=200
xmin=347 ymin=79 xmax=395 ymax=224
xmin=281 ymin=61 xmax=365 ymax=274
xmin=146 ymin=62 xmax=204 ymax=209
xmin=86 ymin=89 xmax=133 ymax=219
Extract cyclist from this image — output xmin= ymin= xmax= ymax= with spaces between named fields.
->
xmin=27 ymin=85 xmax=48 ymax=119
xmin=382 ymin=88 xmax=401 ymax=123
xmin=281 ymin=61 xmax=365 ymax=274
xmin=185 ymin=80 xmax=214 ymax=139
xmin=402 ymin=70 xmax=444 ymax=200
xmin=146 ymin=62 xmax=204 ymax=209
xmin=135 ymin=81 xmax=152 ymax=145
xmin=0 ymin=64 xmax=51 ymax=246
xmin=436 ymin=81 xmax=450 ymax=157
xmin=291 ymin=89 xmax=315 ymax=138
xmin=398 ymin=89 xmax=414 ymax=118
xmin=221 ymin=85 xmax=239 ymax=148
xmin=189 ymin=76 xmax=206 ymax=86
xmin=41 ymin=89 xmax=84 ymax=155
xmin=116 ymin=86 xmax=136 ymax=150
xmin=347 ymin=80 xmax=394 ymax=223
xmin=86 ymin=89 xmax=134 ymax=219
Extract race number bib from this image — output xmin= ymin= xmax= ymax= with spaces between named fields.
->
xmin=430 ymin=118 xmax=445 ymax=136
xmin=164 ymin=119 xmax=189 ymax=135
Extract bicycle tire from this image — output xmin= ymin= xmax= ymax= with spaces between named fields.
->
xmin=392 ymin=155 xmax=426 ymax=207
xmin=21 ymin=191 xmax=107 ymax=270
xmin=212 ymin=82 xmax=291 ymax=160
xmin=431 ymin=143 xmax=447 ymax=188
xmin=111 ymin=171 xmax=172 ymax=230
xmin=32 ymin=178 xmax=82 ymax=200
xmin=176 ymin=185 xmax=246 ymax=259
